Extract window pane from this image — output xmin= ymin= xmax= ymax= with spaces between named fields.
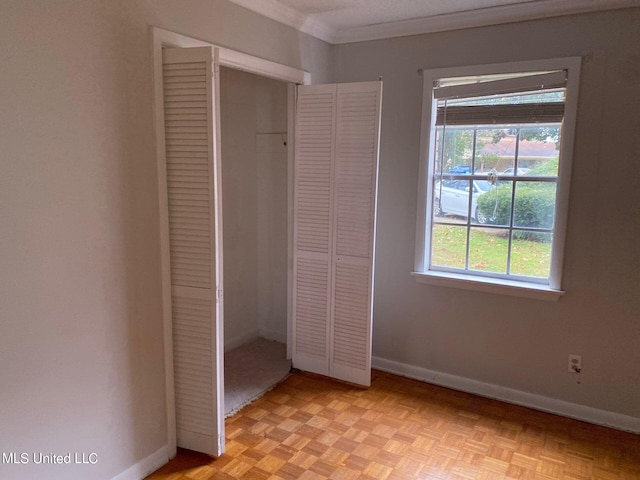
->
xmin=468 ymin=228 xmax=508 ymax=274
xmin=519 ymin=126 xmax=560 ymax=176
xmin=444 ymin=89 xmax=565 ymax=106
xmin=431 ymin=224 xmax=467 ymax=269
xmin=513 ymin=182 xmax=556 ymax=229
xmin=474 ymin=128 xmax=515 ymax=174
xmin=473 ymin=181 xmax=512 ymax=226
xmin=433 ymin=179 xmax=472 ymax=221
xmin=434 ymin=127 xmax=473 ymax=174
xmin=510 ymin=232 xmax=553 ymax=278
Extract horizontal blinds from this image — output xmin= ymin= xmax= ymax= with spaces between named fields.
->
xmin=435 ymin=70 xmax=566 ymax=126
xmin=436 ymin=102 xmax=564 ymax=125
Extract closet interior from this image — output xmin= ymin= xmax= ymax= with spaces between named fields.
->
xmin=219 ymin=66 xmax=291 ymax=416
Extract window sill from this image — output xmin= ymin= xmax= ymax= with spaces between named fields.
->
xmin=411 ymin=271 xmax=564 ymax=302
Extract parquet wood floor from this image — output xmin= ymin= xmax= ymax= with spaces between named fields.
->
xmin=146 ymin=370 xmax=640 ymax=480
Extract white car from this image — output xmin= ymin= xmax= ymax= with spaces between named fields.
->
xmin=433 ymin=179 xmax=492 ymax=224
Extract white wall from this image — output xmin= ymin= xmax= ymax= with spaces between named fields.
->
xmin=220 ymin=67 xmax=288 ymax=350
xmin=332 ymin=8 xmax=640 ymax=422
xmin=0 ymin=1 xmax=329 ymax=479
xmin=255 ymin=79 xmax=289 ymax=344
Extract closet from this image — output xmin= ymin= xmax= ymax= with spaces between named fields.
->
xmin=219 ymin=66 xmax=291 ymax=416
xmin=156 ymin=42 xmax=382 ymax=457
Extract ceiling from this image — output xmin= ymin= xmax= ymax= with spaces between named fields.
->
xmin=228 ymin=0 xmax=639 ymax=44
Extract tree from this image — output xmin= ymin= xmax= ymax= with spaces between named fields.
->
xmin=435 ymin=128 xmax=473 ymax=170
xmin=528 ymin=156 xmax=558 ymax=175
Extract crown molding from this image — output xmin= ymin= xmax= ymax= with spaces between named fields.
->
xmin=228 ymin=0 xmax=336 ymax=43
xmin=333 ymin=0 xmax=640 ymax=44
xmin=228 ymin=0 xmax=639 ymax=45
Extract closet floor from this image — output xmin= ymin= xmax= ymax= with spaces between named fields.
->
xmin=225 ymin=337 xmax=291 ymax=416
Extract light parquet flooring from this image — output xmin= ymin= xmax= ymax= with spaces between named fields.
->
xmin=146 ymin=370 xmax=640 ymax=480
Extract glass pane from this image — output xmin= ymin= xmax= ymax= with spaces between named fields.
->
xmin=434 ymin=127 xmax=474 ymax=175
xmin=434 ymin=127 xmax=444 ymax=175
xmin=474 ymin=128 xmax=514 ymax=174
xmin=431 ymin=224 xmax=467 ymax=269
xmin=432 ymin=177 xmax=441 ymax=218
xmin=468 ymin=228 xmax=508 ymax=274
xmin=518 ymin=126 xmax=561 ymax=176
xmin=434 ymin=179 xmax=472 ymax=221
xmin=513 ymin=182 xmax=556 ymax=229
xmin=445 ymin=89 xmax=565 ymax=106
xmin=473 ymin=181 xmax=512 ymax=227
xmin=510 ymin=232 xmax=553 ymax=278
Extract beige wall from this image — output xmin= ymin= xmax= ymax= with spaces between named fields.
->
xmin=332 ymin=9 xmax=640 ymax=419
xmin=0 ymin=1 xmax=328 ymax=479
xmin=220 ymin=67 xmax=288 ymax=350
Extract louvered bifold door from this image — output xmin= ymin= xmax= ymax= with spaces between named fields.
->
xmin=330 ymin=82 xmax=382 ymax=387
xmin=292 ymin=85 xmax=336 ymax=376
xmin=161 ymin=46 xmax=224 ymax=456
xmin=293 ymin=82 xmax=382 ymax=387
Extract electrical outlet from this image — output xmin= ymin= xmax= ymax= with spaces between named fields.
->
xmin=568 ymin=354 xmax=582 ymax=373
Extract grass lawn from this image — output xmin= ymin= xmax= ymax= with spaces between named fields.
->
xmin=431 ymin=224 xmax=551 ymax=278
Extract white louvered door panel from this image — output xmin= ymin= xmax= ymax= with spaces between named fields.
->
xmin=293 ymin=82 xmax=382 ymax=387
xmin=292 ymin=85 xmax=336 ymax=376
xmin=161 ymin=46 xmax=224 ymax=456
xmin=331 ymin=82 xmax=382 ymax=387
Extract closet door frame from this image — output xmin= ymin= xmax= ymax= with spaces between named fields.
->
xmin=151 ymin=27 xmax=310 ymax=458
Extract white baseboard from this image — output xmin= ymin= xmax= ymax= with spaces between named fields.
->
xmin=111 ymin=445 xmax=169 ymax=480
xmin=372 ymin=356 xmax=640 ymax=434
xmin=259 ymin=328 xmax=287 ymax=344
xmin=224 ymin=329 xmax=260 ymax=352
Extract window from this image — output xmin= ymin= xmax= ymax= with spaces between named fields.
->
xmin=414 ymin=59 xmax=581 ymax=301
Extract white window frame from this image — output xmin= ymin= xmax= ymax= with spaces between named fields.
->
xmin=413 ymin=57 xmax=582 ymax=302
